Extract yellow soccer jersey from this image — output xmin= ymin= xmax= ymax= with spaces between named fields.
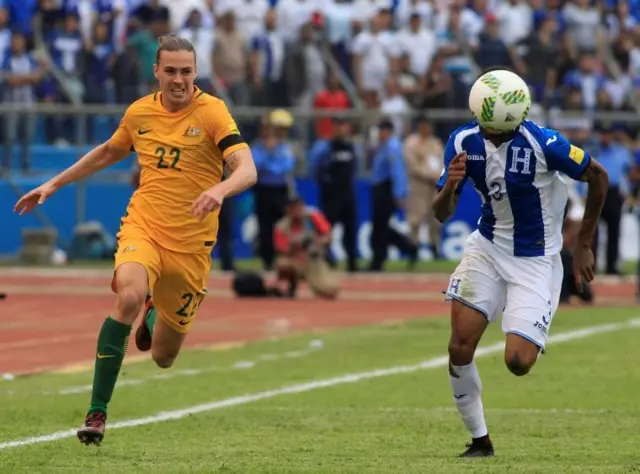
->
xmin=109 ymin=87 xmax=247 ymax=254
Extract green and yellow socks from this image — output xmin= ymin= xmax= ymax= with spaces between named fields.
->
xmin=87 ymin=316 xmax=132 ymax=415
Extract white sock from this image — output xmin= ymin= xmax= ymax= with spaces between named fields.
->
xmin=449 ymin=361 xmax=488 ymax=438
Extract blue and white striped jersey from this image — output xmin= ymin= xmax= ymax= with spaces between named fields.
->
xmin=436 ymin=120 xmax=591 ymax=257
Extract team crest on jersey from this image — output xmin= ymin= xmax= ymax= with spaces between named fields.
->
xmin=183 ymin=125 xmax=201 ymax=137
xmin=569 ymin=145 xmax=584 ymax=164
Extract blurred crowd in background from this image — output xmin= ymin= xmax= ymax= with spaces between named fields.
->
xmin=3 ymin=0 xmax=640 ymax=138
xmin=1 ymin=0 xmax=639 ymax=284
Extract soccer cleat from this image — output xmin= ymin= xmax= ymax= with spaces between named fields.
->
xmin=77 ymin=411 xmax=107 ymax=446
xmin=458 ymin=435 xmax=495 ymax=457
xmin=134 ymin=294 xmax=154 ymax=352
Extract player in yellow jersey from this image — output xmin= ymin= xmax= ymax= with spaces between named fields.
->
xmin=14 ymin=34 xmax=257 ymax=446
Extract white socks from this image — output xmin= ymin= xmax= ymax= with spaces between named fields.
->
xmin=449 ymin=361 xmax=488 ymax=438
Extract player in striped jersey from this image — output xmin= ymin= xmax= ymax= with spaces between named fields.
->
xmin=433 ymin=69 xmax=609 ymax=457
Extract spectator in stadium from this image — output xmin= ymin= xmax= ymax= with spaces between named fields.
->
xmin=517 ymin=15 xmax=561 ymax=103
xmin=474 ymin=13 xmax=524 ymax=74
xmin=128 ymin=13 xmax=168 ymax=95
xmin=284 ymin=21 xmax=326 ymax=108
xmin=563 ymin=53 xmax=607 ymax=111
xmin=396 ymin=53 xmax=422 ymax=107
xmin=131 ymin=0 xmax=170 ymax=27
xmin=350 ymin=8 xmax=400 ymax=98
xmin=563 ymin=0 xmax=606 ymax=60
xmin=252 ymin=114 xmax=296 ymax=270
xmin=419 ymin=50 xmax=455 ymax=138
xmin=433 ymin=2 xmax=477 ymax=95
xmin=591 ymin=122 xmax=633 ymax=275
xmin=217 ymin=0 xmax=269 ymax=49
xmin=395 ymin=11 xmax=437 ymax=80
xmin=308 ymin=117 xmax=359 ymax=272
xmin=369 ymin=118 xmax=418 ymax=271
xmin=79 ymin=21 xmax=117 ymax=143
xmin=380 ymin=75 xmax=411 ymax=137
xmin=250 ymin=8 xmax=287 ymax=107
xmin=213 ymin=10 xmax=250 ymax=105
xmin=312 ymin=72 xmax=350 ymax=140
xmin=275 ymin=0 xmax=320 ymax=46
xmin=403 ymin=115 xmax=444 ymax=258
xmin=2 ymin=32 xmax=43 ymax=174
xmin=273 ymin=195 xmax=339 ymax=299
xmin=0 ymin=7 xmax=10 ymax=66
xmin=49 ymin=11 xmax=83 ymax=145
xmin=178 ymin=9 xmax=215 ymax=94
xmin=494 ymin=0 xmax=533 ymax=47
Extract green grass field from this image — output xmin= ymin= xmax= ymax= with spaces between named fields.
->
xmin=0 ymin=307 xmax=639 ymax=473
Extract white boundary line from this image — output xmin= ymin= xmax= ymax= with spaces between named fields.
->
xmin=0 ymin=318 xmax=638 ymax=450
xmin=53 ymin=342 xmax=324 ymax=396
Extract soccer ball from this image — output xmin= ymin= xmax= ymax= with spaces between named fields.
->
xmin=468 ymin=69 xmax=531 ymax=132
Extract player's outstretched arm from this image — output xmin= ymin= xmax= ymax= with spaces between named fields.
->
xmin=432 ymin=152 xmax=467 ymax=223
xmin=572 ymin=158 xmax=608 ymax=289
xmin=218 ymin=148 xmax=258 ymax=196
xmin=14 ymin=140 xmax=131 ymax=215
xmin=191 ymin=147 xmax=257 ymax=220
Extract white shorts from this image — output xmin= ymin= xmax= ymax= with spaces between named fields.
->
xmin=444 ymin=231 xmax=563 ymax=351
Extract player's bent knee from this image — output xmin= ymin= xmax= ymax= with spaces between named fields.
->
xmin=114 ymin=288 xmax=146 ymax=324
xmin=152 ymin=354 xmax=176 ymax=369
xmin=448 ymin=340 xmax=475 ymax=366
xmin=504 ymin=334 xmax=541 ymax=376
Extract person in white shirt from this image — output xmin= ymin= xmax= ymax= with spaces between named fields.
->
xmin=350 ymin=9 xmax=401 ymax=96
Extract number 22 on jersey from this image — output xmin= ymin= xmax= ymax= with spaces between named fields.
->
xmin=155 ymin=146 xmax=182 ymax=171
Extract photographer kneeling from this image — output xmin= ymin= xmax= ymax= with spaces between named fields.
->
xmin=273 ymin=196 xmax=340 ymax=299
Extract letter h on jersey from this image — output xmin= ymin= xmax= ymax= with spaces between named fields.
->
xmin=508 ymin=146 xmax=533 ymax=175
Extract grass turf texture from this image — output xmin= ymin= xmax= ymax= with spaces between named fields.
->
xmin=0 ymin=307 xmax=638 ymax=473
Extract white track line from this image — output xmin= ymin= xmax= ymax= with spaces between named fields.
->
xmin=0 ymin=318 xmax=638 ymax=450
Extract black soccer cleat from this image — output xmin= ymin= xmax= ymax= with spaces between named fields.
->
xmin=458 ymin=435 xmax=495 ymax=457
xmin=77 ymin=411 xmax=107 ymax=446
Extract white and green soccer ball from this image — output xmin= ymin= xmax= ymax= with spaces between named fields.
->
xmin=468 ymin=69 xmax=531 ymax=132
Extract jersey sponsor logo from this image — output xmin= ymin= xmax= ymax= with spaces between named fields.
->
xmin=183 ymin=125 xmax=201 ymax=137
xmin=138 ymin=128 xmax=152 ymax=135
xmin=569 ymin=145 xmax=585 ymax=164
xmin=546 ymin=135 xmax=557 ymax=145
xmin=533 ymin=320 xmax=548 ymax=335
xmin=467 ymin=154 xmax=484 ymax=161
